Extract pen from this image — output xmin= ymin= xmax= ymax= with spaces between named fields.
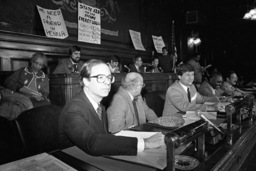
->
xmin=216 ymin=96 xmax=221 ymax=103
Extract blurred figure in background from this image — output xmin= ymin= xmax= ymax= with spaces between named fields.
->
xmin=147 ymin=58 xmax=163 ymax=73
xmin=129 ymin=56 xmax=143 ymax=73
xmin=4 ymin=52 xmax=50 ymax=107
xmin=53 ymin=45 xmax=84 ymax=74
xmin=107 ymin=55 xmax=121 ymax=73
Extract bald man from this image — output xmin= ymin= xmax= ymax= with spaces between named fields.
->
xmin=107 ymin=72 xmax=158 ymax=133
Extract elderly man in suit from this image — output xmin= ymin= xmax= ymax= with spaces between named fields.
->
xmin=53 ymin=45 xmax=84 ymax=74
xmin=58 ymin=59 xmax=164 ymax=156
xmin=162 ymin=63 xmax=221 ymax=118
xmin=107 ymin=72 xmax=158 ymax=133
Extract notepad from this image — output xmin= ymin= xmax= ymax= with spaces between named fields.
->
xmin=115 ymin=130 xmax=159 ymax=139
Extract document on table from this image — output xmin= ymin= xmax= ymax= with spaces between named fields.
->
xmin=115 ymin=130 xmax=159 ymax=138
xmin=183 ymin=111 xmax=217 ymax=125
xmin=0 ymin=153 xmax=76 ymax=171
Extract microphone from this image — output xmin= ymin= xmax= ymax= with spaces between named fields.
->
xmin=177 ymin=61 xmax=183 ymax=67
xmin=124 ymin=65 xmax=131 ymax=72
xmin=197 ymin=112 xmax=225 ymax=134
xmin=158 ymin=67 xmax=163 ymax=73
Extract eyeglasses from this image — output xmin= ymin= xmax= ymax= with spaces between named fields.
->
xmin=33 ymin=61 xmax=45 ymax=67
xmin=89 ymin=74 xmax=115 ymax=83
xmin=139 ymin=83 xmax=145 ymax=88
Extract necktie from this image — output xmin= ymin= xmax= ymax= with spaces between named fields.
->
xmin=132 ymin=98 xmax=140 ymax=125
xmin=96 ymin=104 xmax=102 ymax=121
xmin=73 ymin=63 xmax=78 ymax=72
xmin=187 ymin=87 xmax=191 ymax=102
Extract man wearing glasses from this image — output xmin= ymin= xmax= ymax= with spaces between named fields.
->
xmin=107 ymin=72 xmax=158 ymax=133
xmin=4 ymin=52 xmax=50 ymax=107
xmin=53 ymin=45 xmax=84 ymax=74
xmin=59 ymin=59 xmax=164 ymax=156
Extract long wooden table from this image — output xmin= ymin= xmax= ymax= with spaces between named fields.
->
xmin=51 ymin=117 xmax=256 ymax=171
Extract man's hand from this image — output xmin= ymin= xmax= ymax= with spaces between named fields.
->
xmin=144 ymin=132 xmax=165 ymax=149
xmin=31 ymin=94 xmax=44 ymax=101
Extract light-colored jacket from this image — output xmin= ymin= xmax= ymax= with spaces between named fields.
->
xmin=162 ymin=81 xmax=215 ymax=117
xmin=107 ymin=87 xmax=158 ymax=133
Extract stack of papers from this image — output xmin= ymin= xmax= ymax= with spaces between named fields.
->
xmin=0 ymin=153 xmax=76 ymax=171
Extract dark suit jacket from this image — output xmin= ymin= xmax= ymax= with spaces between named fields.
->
xmin=53 ymin=58 xmax=84 ymax=74
xmin=58 ymin=90 xmax=138 ymax=156
xmin=129 ymin=64 xmax=143 ymax=73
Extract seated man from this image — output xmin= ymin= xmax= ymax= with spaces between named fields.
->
xmin=4 ymin=52 xmax=50 ymax=107
xmin=59 ymin=59 xmax=164 ymax=156
xmin=221 ymin=70 xmax=244 ymax=97
xmin=162 ymin=63 xmax=221 ymax=118
xmin=107 ymin=72 xmax=158 ymax=133
xmin=198 ymin=71 xmax=226 ymax=100
xmin=147 ymin=58 xmax=163 ymax=73
xmin=129 ymin=56 xmax=143 ymax=73
xmin=53 ymin=45 xmax=84 ymax=74
xmin=107 ymin=55 xmax=121 ymax=73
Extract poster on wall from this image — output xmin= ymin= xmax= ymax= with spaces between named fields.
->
xmin=129 ymin=30 xmax=145 ymax=51
xmin=37 ymin=5 xmax=68 ymax=39
xmin=78 ymin=2 xmax=101 ymax=44
xmin=152 ymin=35 xmax=165 ymax=53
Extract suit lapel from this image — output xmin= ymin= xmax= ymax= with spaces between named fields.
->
xmin=80 ymin=91 xmax=107 ymax=133
xmin=119 ymin=87 xmax=137 ymax=124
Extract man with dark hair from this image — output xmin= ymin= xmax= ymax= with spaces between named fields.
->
xmin=198 ymin=71 xmax=225 ymax=99
xmin=107 ymin=72 xmax=158 ymax=133
xmin=147 ymin=58 xmax=163 ymax=73
xmin=162 ymin=63 xmax=221 ymax=118
xmin=129 ymin=56 xmax=143 ymax=72
xmin=107 ymin=55 xmax=121 ymax=73
xmin=53 ymin=45 xmax=84 ymax=74
xmin=59 ymin=59 xmax=164 ymax=156
xmin=158 ymin=46 xmax=176 ymax=73
xmin=221 ymin=70 xmax=244 ymax=97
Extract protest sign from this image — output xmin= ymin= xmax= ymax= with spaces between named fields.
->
xmin=78 ymin=2 xmax=101 ymax=44
xmin=152 ymin=35 xmax=165 ymax=53
xmin=37 ymin=5 xmax=68 ymax=39
xmin=129 ymin=30 xmax=145 ymax=51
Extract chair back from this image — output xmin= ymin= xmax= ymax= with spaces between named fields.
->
xmin=15 ymin=104 xmax=63 ymax=156
xmin=144 ymin=91 xmax=165 ymax=117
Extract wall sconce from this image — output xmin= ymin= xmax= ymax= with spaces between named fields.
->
xmin=243 ymin=8 xmax=256 ymax=20
xmin=188 ymin=32 xmax=201 ymax=47
xmin=243 ymin=0 xmax=256 ymax=20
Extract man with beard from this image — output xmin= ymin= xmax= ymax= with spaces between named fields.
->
xmin=162 ymin=64 xmax=222 ymax=118
xmin=53 ymin=45 xmax=84 ymax=74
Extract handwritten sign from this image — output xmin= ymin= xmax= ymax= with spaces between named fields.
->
xmin=78 ymin=2 xmax=101 ymax=44
xmin=129 ymin=30 xmax=145 ymax=51
xmin=37 ymin=6 xmax=68 ymax=39
xmin=152 ymin=35 xmax=165 ymax=53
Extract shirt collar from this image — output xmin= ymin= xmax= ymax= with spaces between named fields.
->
xmin=179 ymin=81 xmax=190 ymax=93
xmin=84 ymin=89 xmax=100 ymax=111
xmin=127 ymin=91 xmax=134 ymax=101
xmin=70 ymin=58 xmax=78 ymax=65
